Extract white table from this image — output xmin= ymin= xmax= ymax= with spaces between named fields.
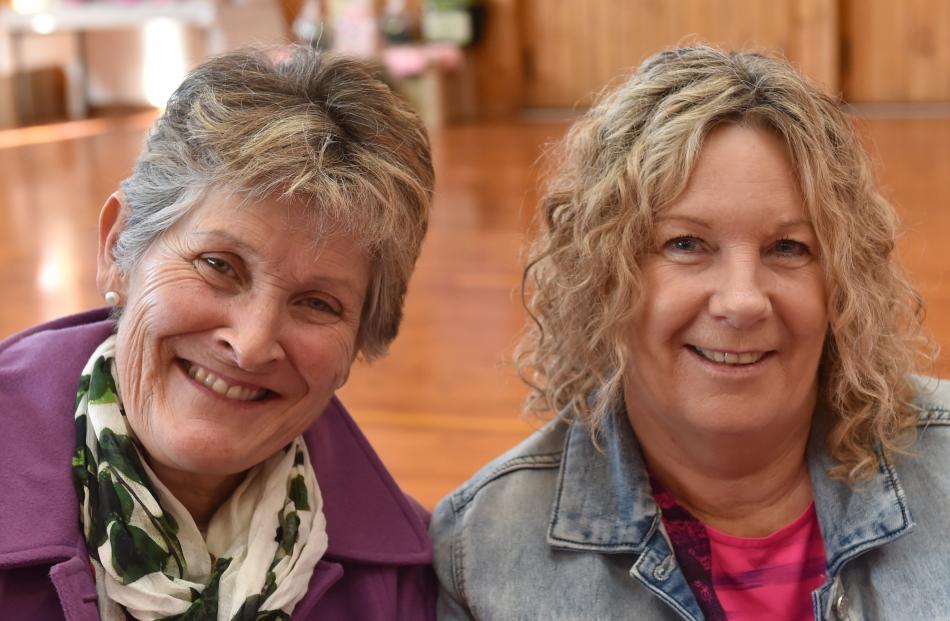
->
xmin=0 ymin=1 xmax=218 ymax=122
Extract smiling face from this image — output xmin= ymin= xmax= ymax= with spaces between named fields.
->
xmin=98 ymin=191 xmax=370 ymax=478
xmin=622 ymin=124 xmax=828 ymax=443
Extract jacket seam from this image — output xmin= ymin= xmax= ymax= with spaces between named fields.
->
xmin=630 ymin=533 xmax=696 ymax=621
xmin=825 ymin=449 xmax=912 ymax=575
xmin=451 ymin=508 xmax=469 ymax=608
xmin=916 ymin=406 xmax=949 ymax=424
xmin=547 ymin=534 xmax=649 ymax=552
xmin=548 ymin=509 xmax=659 ymax=552
xmin=0 ymin=544 xmax=76 ymax=569
xmin=453 ymin=452 xmax=563 ymax=511
xmin=548 ymin=424 xmax=577 ymax=548
xmin=826 ymin=522 xmax=908 ymax=577
xmin=812 ymin=581 xmax=832 ymax=620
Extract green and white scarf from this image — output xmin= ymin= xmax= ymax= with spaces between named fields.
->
xmin=71 ymin=336 xmax=328 ymax=621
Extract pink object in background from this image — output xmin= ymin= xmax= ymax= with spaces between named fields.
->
xmin=383 ymin=43 xmax=463 ymax=78
xmin=329 ymin=0 xmax=377 ymax=57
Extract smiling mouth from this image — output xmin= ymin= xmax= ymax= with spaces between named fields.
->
xmin=688 ymin=345 xmax=772 ymax=366
xmin=180 ymin=360 xmax=272 ymax=402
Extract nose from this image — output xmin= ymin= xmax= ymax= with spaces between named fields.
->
xmin=215 ymin=299 xmax=286 ymax=370
xmin=708 ymin=250 xmax=772 ymax=329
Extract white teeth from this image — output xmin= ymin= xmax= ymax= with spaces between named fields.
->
xmin=694 ymin=346 xmax=766 ymax=366
xmin=211 ymin=377 xmax=229 ymax=395
xmin=737 ymin=351 xmax=761 ymax=364
xmin=185 ymin=362 xmax=266 ymax=401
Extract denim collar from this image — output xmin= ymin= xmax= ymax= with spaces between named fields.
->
xmin=805 ymin=414 xmax=914 ymax=576
xmin=547 ymin=409 xmax=661 ymax=553
xmin=546 ymin=404 xmax=915 ymax=573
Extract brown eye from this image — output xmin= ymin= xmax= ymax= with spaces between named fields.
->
xmin=201 ymin=257 xmax=234 ymax=274
xmin=198 ymin=256 xmax=237 ymax=278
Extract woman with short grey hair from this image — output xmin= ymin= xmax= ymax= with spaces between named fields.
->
xmin=0 ymin=47 xmax=435 ymax=619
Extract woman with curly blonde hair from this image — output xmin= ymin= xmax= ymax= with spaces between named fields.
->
xmin=431 ymin=46 xmax=950 ymax=620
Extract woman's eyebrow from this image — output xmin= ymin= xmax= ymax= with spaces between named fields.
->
xmin=775 ymin=218 xmax=814 ymax=229
xmin=655 ymin=216 xmax=814 ymax=230
xmin=191 ymin=229 xmax=261 ymax=257
xmin=655 ymin=215 xmax=711 ymax=229
xmin=306 ymin=274 xmax=366 ymax=299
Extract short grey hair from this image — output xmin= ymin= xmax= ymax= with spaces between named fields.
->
xmin=115 ymin=46 xmax=434 ymax=359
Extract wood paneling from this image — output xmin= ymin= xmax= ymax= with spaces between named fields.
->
xmin=521 ymin=0 xmax=838 ymax=108
xmin=843 ymin=0 xmax=950 ymax=101
xmin=469 ymin=0 xmax=524 ymax=118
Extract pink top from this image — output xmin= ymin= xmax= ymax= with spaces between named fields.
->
xmin=706 ymin=503 xmax=827 ymax=621
xmin=651 ymin=476 xmax=827 ymax=621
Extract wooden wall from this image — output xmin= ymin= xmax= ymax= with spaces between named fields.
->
xmin=470 ymin=0 xmax=524 ymax=118
xmin=842 ymin=0 xmax=950 ymax=101
xmin=518 ymin=0 xmax=837 ymax=108
xmin=238 ymin=0 xmax=950 ymax=115
xmin=467 ymin=0 xmax=950 ymax=115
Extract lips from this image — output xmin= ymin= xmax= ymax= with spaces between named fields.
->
xmin=181 ymin=360 xmax=271 ymax=401
xmin=690 ymin=345 xmax=770 ymax=366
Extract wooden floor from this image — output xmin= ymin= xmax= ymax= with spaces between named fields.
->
xmin=1 ymin=113 xmax=948 ymax=508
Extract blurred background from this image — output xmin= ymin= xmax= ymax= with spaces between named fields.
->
xmin=1 ymin=0 xmax=948 ymax=507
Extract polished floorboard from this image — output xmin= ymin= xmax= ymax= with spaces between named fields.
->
xmin=1 ymin=114 xmax=948 ymax=508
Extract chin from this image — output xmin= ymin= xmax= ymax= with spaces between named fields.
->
xmin=151 ymin=425 xmax=260 ymax=477
xmin=694 ymin=416 xmax=769 ymax=436
xmin=684 ymin=395 xmax=781 ymax=434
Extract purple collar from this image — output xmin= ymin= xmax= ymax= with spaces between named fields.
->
xmin=304 ymin=396 xmax=431 ymax=564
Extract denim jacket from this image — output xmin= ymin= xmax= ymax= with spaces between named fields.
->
xmin=431 ymin=378 xmax=950 ymax=620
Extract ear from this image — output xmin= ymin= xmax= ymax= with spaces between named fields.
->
xmin=96 ymin=192 xmax=128 ymax=298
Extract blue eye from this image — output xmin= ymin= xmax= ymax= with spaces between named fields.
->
xmin=664 ymin=236 xmax=703 ymax=253
xmin=773 ymin=238 xmax=811 ymax=257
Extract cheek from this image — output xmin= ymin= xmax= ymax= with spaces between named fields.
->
xmin=295 ymin=329 xmax=359 ymax=391
xmin=634 ymin=269 xmax=704 ymax=347
xmin=113 ymin=270 xmax=210 ymax=425
xmin=781 ymin=276 xmax=829 ymax=341
xmin=114 ymin=299 xmax=162 ymax=419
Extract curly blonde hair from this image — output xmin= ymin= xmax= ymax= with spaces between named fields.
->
xmin=517 ymin=46 xmax=930 ymax=482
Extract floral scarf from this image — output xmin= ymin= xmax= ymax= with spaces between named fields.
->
xmin=71 ymin=335 xmax=328 ymax=620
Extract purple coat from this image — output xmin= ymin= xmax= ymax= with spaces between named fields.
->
xmin=0 ymin=309 xmax=436 ymax=620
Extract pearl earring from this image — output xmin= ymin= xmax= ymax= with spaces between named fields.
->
xmin=104 ymin=291 xmax=121 ymax=306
